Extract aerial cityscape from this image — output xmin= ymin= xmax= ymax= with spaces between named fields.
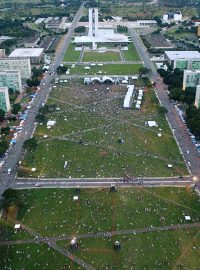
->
xmin=0 ymin=0 xmax=200 ymax=269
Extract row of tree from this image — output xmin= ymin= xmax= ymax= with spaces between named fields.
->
xmin=158 ymin=67 xmax=200 ymax=138
xmin=117 ymin=25 xmax=128 ymax=33
xmin=26 ymin=67 xmax=44 ymax=87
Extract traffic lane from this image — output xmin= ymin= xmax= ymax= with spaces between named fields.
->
xmin=155 ymin=83 xmax=200 ymax=174
xmin=0 ymin=4 xmax=85 ymax=180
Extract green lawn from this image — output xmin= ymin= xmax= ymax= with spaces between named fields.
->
xmin=63 ymin=44 xmax=81 ymax=62
xmin=7 ymin=187 xmax=200 ymax=237
xmin=1 ymin=243 xmax=81 ymax=270
xmin=19 ymin=81 xmax=188 ymax=178
xmin=165 ymin=28 xmax=197 ymax=40
xmin=70 ymin=64 xmax=142 ymax=75
xmin=123 ymin=43 xmax=140 ymax=61
xmin=82 ymin=51 xmax=121 ymax=62
xmin=0 ymin=220 xmax=32 ymax=241
xmin=58 ymin=229 xmax=200 ymax=270
xmin=1 ymin=187 xmax=200 ymax=269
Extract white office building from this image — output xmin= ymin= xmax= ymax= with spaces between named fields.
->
xmin=0 ymin=58 xmax=31 ymax=79
xmin=0 ymin=70 xmax=22 ymax=92
xmin=182 ymin=70 xmax=200 ymax=90
xmin=195 ymin=85 xmax=200 ymax=109
xmin=0 ymin=87 xmax=10 ymax=112
xmin=165 ymin=51 xmax=200 ymax=70
xmin=9 ymin=48 xmax=44 ymax=64
xmin=162 ymin=11 xmax=182 ymax=22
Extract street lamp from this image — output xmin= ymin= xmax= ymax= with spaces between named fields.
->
xmin=70 ymin=237 xmax=79 ymax=250
xmin=192 ymin=176 xmax=199 ymax=183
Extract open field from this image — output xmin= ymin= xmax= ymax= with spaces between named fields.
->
xmin=69 ymin=64 xmax=142 ymax=75
xmin=58 ymin=229 xmax=200 ymax=270
xmin=0 ymin=220 xmax=31 ymax=241
xmin=1 ymin=243 xmax=80 ymax=270
xmin=19 ymin=80 xmax=188 ymax=178
xmin=82 ymin=51 xmax=122 ymax=62
xmin=123 ymin=44 xmax=141 ymax=61
xmin=1 ymin=187 xmax=200 ymax=269
xmin=101 ymin=5 xmax=198 ymax=20
xmin=165 ymin=28 xmax=198 ymax=41
xmin=145 ymin=34 xmax=173 ymax=48
xmin=63 ymin=44 xmax=81 ymax=62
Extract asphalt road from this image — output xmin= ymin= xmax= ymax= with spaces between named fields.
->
xmin=10 ymin=175 xmax=193 ymax=190
xmin=0 ymin=4 xmax=85 ymax=196
xmin=129 ymin=28 xmax=200 ymax=178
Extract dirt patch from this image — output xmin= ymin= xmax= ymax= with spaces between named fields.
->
xmin=5 ymin=205 xmax=18 ymax=220
xmin=99 ymin=150 xmax=109 ymax=157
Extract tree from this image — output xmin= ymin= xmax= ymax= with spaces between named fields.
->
xmin=2 ymin=188 xmax=24 ymax=210
xmin=0 ymin=139 xmax=9 ymax=156
xmin=57 ymin=65 xmax=68 ymax=74
xmin=23 ymin=138 xmax=38 ymax=150
xmin=0 ymin=109 xmax=5 ymax=122
xmin=139 ymin=67 xmax=150 ymax=75
xmin=8 ymin=88 xmax=14 ymax=95
xmin=75 ymin=26 xmax=86 ymax=33
xmin=32 ymin=67 xmax=44 ymax=77
xmin=169 ymin=88 xmax=182 ymax=101
xmin=117 ymin=25 xmax=128 ymax=33
xmin=157 ymin=68 xmax=168 ymax=77
xmin=12 ymin=103 xmax=21 ymax=114
xmin=26 ymin=77 xmax=40 ymax=87
xmin=158 ymin=106 xmax=168 ymax=114
xmin=185 ymin=106 xmax=200 ymax=138
xmin=154 ymin=16 xmax=162 ymax=25
xmin=1 ymin=126 xmax=10 ymax=135
xmin=35 ymin=113 xmax=46 ymax=123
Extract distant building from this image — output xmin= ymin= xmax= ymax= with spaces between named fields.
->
xmin=34 ymin=18 xmax=45 ymax=24
xmin=9 ymin=48 xmax=44 ymax=64
xmin=45 ymin=18 xmax=63 ymax=29
xmin=191 ymin=20 xmax=200 ymax=27
xmin=74 ymin=8 xmax=130 ymax=50
xmin=0 ymin=58 xmax=31 ymax=79
xmin=195 ymin=85 xmax=200 ymax=109
xmin=182 ymin=70 xmax=200 ymax=90
xmin=88 ymin=8 xmax=99 ymax=37
xmin=197 ymin=26 xmax=200 ymax=37
xmin=0 ymin=35 xmax=14 ymax=45
xmin=136 ymin=20 xmax=157 ymax=26
xmin=0 ymin=49 xmax=6 ymax=58
xmin=24 ymin=36 xmax=40 ymax=48
xmin=162 ymin=11 xmax=182 ymax=22
xmin=0 ymin=70 xmax=22 ymax=93
xmin=0 ymin=87 xmax=10 ymax=112
xmin=164 ymin=51 xmax=200 ymax=70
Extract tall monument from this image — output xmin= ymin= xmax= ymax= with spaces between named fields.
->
xmin=88 ymin=8 xmax=99 ymax=37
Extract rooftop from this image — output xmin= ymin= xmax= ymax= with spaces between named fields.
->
xmin=184 ymin=69 xmax=200 ymax=73
xmin=165 ymin=51 xmax=200 ymax=60
xmin=9 ymin=48 xmax=44 ymax=58
xmin=74 ymin=30 xmax=129 ymax=44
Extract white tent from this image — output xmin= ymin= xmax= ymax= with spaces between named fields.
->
xmin=147 ymin=121 xmax=157 ymax=127
xmin=123 ymin=85 xmax=134 ymax=108
xmin=47 ymin=120 xmax=56 ymax=127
